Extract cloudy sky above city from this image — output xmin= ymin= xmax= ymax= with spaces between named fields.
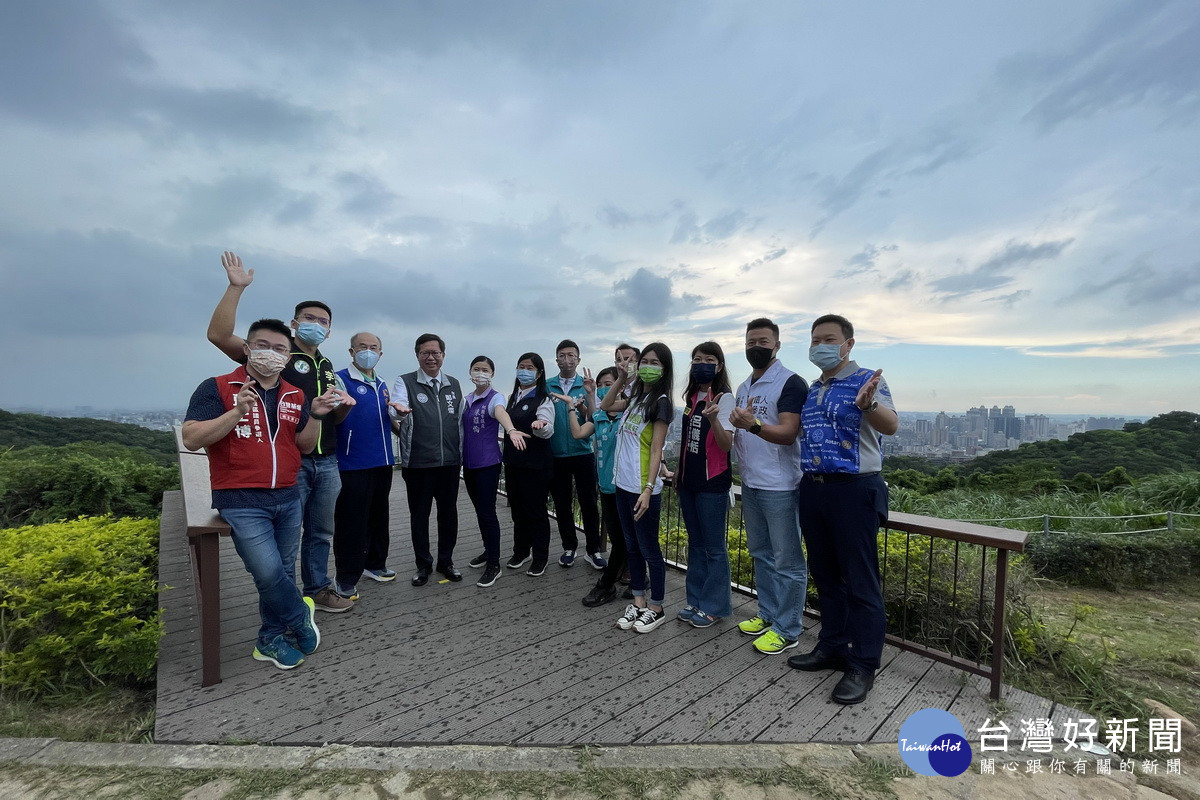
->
xmin=2 ymin=1 xmax=1197 ymax=416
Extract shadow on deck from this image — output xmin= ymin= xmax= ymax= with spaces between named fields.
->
xmin=154 ymin=483 xmax=1081 ymax=745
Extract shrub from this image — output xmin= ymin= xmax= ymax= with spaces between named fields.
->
xmin=0 ymin=444 xmax=178 ymax=528
xmin=0 ymin=516 xmax=162 ymax=694
xmin=1024 ymin=530 xmax=1200 ymax=589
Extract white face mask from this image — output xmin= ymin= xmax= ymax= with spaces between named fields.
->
xmin=248 ymin=348 xmax=289 ymax=377
xmin=470 ymin=370 xmax=492 ymax=388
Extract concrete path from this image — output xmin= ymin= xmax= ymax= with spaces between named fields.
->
xmin=2 ymin=737 xmax=1197 ymax=799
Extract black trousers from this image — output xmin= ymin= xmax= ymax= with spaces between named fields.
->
xmin=464 ymin=463 xmax=502 ymax=567
xmin=403 ymin=465 xmax=460 ymax=571
xmin=797 ymin=473 xmax=889 ymax=673
xmin=597 ymin=490 xmax=627 ymax=587
xmin=505 ymin=464 xmax=551 ymax=563
xmin=333 ymin=465 xmax=394 ymax=587
xmin=550 ymin=453 xmax=601 ymax=553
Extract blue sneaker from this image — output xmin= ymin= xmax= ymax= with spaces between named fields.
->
xmin=677 ymin=605 xmax=699 ymax=622
xmin=583 ymin=551 xmax=608 ymax=570
xmin=293 ymin=596 xmax=320 ymax=655
xmin=690 ymin=611 xmax=718 ymax=628
xmin=334 ymin=581 xmax=359 ymax=601
xmin=253 ymin=634 xmax=304 ymax=670
xmin=559 ymin=550 xmax=576 ymax=568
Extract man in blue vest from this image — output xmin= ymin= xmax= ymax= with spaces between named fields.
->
xmin=788 ymin=313 xmax=897 ymax=705
xmin=333 ymin=332 xmax=402 ymax=600
xmin=391 ymin=333 xmax=464 ymax=586
xmin=547 ymin=339 xmax=606 ymax=569
xmin=207 ymin=252 xmax=354 ymax=614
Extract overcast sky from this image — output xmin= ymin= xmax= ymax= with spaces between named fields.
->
xmin=2 ymin=1 xmax=1197 ymax=416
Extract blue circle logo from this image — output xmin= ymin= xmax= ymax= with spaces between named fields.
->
xmin=898 ymin=709 xmax=973 ymax=777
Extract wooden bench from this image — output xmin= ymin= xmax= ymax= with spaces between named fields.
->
xmin=174 ymin=426 xmax=231 ymax=687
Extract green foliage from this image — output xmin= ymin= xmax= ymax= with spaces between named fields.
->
xmin=1132 ymin=471 xmax=1200 ymax=513
xmin=1025 ymin=531 xmax=1200 ymax=589
xmin=0 ymin=444 xmax=178 ymax=528
xmin=0 ymin=516 xmax=162 ymax=694
xmin=0 ymin=409 xmax=175 ymax=467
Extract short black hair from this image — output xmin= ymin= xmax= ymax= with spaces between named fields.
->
xmin=247 ymin=318 xmax=292 ymax=340
xmin=746 ymin=317 xmax=779 ymax=338
xmin=556 ymin=339 xmax=580 ymax=356
xmin=615 ymin=343 xmax=638 ymax=357
xmin=596 ymin=366 xmax=621 ymax=384
xmin=811 ymin=314 xmax=854 ymax=339
xmin=470 ymin=355 xmax=495 ymax=372
xmin=293 ymin=301 xmax=332 ymax=322
xmin=414 ymin=333 xmax=446 ymax=354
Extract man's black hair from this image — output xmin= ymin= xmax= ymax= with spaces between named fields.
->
xmin=745 ymin=317 xmax=779 ymax=338
xmin=811 ymin=314 xmax=854 ymax=339
xmin=247 ymin=318 xmax=292 ymax=339
xmin=414 ymin=333 xmax=446 ymax=353
xmin=293 ymin=301 xmax=332 ymax=322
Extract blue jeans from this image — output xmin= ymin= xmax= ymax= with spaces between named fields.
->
xmin=679 ymin=488 xmax=733 ymax=617
xmin=614 ymin=488 xmax=664 ymax=605
xmin=297 ymin=454 xmax=341 ymax=594
xmin=219 ymin=501 xmax=309 ymax=647
xmin=742 ymin=486 xmax=807 ymax=641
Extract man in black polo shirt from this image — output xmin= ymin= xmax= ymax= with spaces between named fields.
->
xmin=207 ymin=251 xmax=354 ymax=613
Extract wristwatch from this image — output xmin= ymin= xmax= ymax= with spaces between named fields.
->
xmin=864 ymin=400 xmax=879 ymax=413
xmin=749 ymin=418 xmax=763 ymax=435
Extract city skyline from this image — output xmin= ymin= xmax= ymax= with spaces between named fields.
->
xmin=1 ymin=2 xmax=1198 ymax=416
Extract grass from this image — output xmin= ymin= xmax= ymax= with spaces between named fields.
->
xmin=0 ymin=686 xmax=154 ymax=742
xmin=1018 ymin=575 xmax=1200 ymax=722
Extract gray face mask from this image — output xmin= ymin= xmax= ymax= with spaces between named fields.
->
xmin=808 ymin=343 xmax=844 ymax=371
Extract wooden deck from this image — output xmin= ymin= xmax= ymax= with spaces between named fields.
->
xmin=155 ymin=483 xmax=1080 ymax=745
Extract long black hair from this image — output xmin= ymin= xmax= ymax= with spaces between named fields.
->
xmin=629 ymin=342 xmax=673 ymax=415
xmin=507 ymin=352 xmax=548 ymax=409
xmin=682 ymin=341 xmax=732 ymax=403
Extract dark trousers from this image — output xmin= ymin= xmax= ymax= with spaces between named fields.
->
xmin=598 ymin=491 xmax=627 ymax=587
xmin=797 ymin=473 xmax=889 ymax=673
xmin=614 ymin=488 xmax=665 ymax=605
xmin=506 ymin=465 xmax=551 ymax=564
xmin=550 ymin=454 xmax=601 ymax=553
xmin=464 ymin=463 xmax=502 ymax=567
xmin=403 ymin=465 xmax=460 ymax=571
xmin=333 ymin=465 xmax=394 ymax=588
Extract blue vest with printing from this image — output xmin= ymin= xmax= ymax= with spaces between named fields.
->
xmin=800 ymin=368 xmax=878 ymax=474
xmin=335 ymin=368 xmax=396 ymax=471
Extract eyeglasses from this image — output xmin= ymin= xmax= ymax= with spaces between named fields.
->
xmin=556 ymin=354 xmax=579 ymax=361
xmin=418 ymin=350 xmax=444 ymax=359
xmin=249 ymin=339 xmax=291 ymax=355
xmin=298 ymin=312 xmax=331 ymax=327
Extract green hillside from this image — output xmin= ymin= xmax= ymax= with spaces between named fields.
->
xmin=0 ymin=409 xmax=174 ymax=467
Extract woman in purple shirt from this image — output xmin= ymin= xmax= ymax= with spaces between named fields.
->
xmin=461 ymin=355 xmax=527 ymax=588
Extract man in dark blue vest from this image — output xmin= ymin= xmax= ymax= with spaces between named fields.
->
xmin=391 ymin=333 xmax=464 ymax=586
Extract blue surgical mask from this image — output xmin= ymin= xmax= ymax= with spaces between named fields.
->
xmin=690 ymin=363 xmax=717 ymax=385
xmin=515 ymin=369 xmax=538 ymax=387
xmin=295 ymin=322 xmax=328 ymax=346
xmin=809 ymin=343 xmax=844 ymax=371
xmin=353 ymin=349 xmax=380 ymax=370
xmin=597 ymin=386 xmax=611 ymax=400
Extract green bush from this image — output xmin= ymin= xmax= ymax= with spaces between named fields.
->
xmin=0 ymin=444 xmax=178 ymax=528
xmin=1025 ymin=530 xmax=1200 ymax=589
xmin=0 ymin=516 xmax=162 ymax=694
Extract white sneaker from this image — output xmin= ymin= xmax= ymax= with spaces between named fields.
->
xmin=633 ymin=607 xmax=666 ymax=634
xmin=616 ymin=603 xmax=640 ymax=630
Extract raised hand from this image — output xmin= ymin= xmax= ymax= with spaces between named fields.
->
xmin=701 ymin=392 xmax=725 ymax=422
xmin=855 ymin=369 xmax=883 ymax=410
xmin=582 ymin=367 xmax=595 ymax=394
xmin=312 ymin=387 xmax=341 ymax=417
xmin=235 ymin=380 xmax=258 ymax=415
xmin=221 ymin=251 xmax=254 ymax=288
xmin=549 ymin=392 xmax=573 ymax=405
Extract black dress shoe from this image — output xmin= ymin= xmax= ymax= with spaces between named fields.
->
xmin=437 ymin=564 xmax=463 ymax=582
xmin=582 ymin=581 xmax=618 ymax=607
xmin=787 ymin=648 xmax=845 ymax=672
xmin=411 ymin=569 xmax=430 ymax=587
xmin=831 ymin=669 xmax=874 ymax=705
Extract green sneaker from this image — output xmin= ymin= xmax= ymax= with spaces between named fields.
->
xmin=738 ymin=615 xmax=770 ymax=636
xmin=753 ymin=629 xmax=798 ymax=655
xmin=252 ymin=634 xmax=304 ymax=669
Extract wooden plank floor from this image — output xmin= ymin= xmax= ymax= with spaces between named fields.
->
xmin=155 ymin=486 xmax=1084 ymax=745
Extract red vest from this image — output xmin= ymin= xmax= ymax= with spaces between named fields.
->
xmin=207 ymin=366 xmax=305 ymax=491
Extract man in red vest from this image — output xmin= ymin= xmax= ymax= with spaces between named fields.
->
xmin=184 ymin=318 xmax=341 ymax=670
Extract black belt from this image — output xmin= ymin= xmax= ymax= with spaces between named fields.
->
xmin=303 ymin=452 xmax=338 ymax=460
xmin=803 ymin=471 xmax=879 ymax=484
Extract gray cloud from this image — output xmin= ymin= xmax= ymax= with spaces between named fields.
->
xmin=612 ymin=268 xmax=674 ymax=325
xmin=1004 ymin=2 xmax=1200 ymax=131
xmin=930 ymin=238 xmax=1073 ymax=300
xmin=738 ymin=248 xmax=787 ymax=274
xmin=844 ymin=243 xmax=898 ymax=275
xmin=669 ymin=208 xmax=753 ymax=246
xmin=0 ymin=3 xmax=324 ymax=141
xmin=883 ymin=269 xmax=918 ymax=291
xmin=1070 ymin=257 xmax=1200 ymax=307
xmin=336 ymin=172 xmax=400 ymax=220
xmin=596 ymin=204 xmax=667 ymax=229
xmin=172 ymin=175 xmax=298 ymax=236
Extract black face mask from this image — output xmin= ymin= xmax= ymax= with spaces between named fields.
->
xmin=746 ymin=346 xmax=774 ymax=370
